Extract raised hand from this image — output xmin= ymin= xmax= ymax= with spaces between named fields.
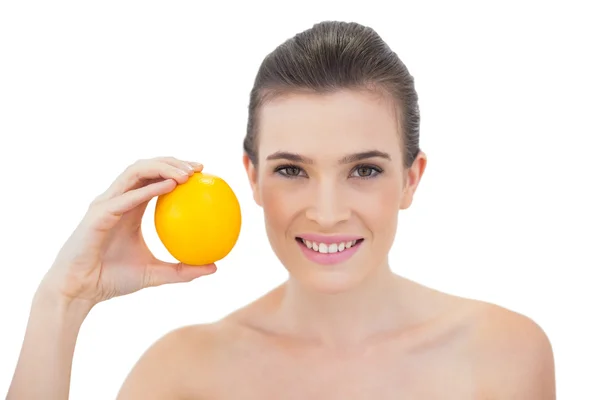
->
xmin=41 ymin=156 xmax=217 ymax=306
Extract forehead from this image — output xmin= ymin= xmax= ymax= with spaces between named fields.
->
xmin=257 ymin=90 xmax=401 ymax=160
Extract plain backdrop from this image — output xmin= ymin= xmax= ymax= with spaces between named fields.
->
xmin=1 ymin=1 xmax=598 ymax=398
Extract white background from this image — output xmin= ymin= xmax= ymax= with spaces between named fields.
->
xmin=1 ymin=1 xmax=598 ymax=398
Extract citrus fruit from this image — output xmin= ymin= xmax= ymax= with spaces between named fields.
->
xmin=154 ymin=172 xmax=241 ymax=265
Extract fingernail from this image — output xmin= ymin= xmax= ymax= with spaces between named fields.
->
xmin=190 ymin=162 xmax=203 ymax=169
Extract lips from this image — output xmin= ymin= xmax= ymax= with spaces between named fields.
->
xmin=294 ymin=233 xmax=365 ymax=256
xmin=296 ymin=237 xmax=363 ymax=254
xmin=296 ymin=233 xmax=364 ymax=244
xmin=295 ymin=234 xmax=364 ymax=266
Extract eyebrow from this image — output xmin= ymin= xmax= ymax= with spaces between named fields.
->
xmin=265 ymin=150 xmax=391 ymax=164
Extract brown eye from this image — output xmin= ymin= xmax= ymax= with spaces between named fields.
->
xmin=351 ymin=165 xmax=382 ymax=179
xmin=285 ymin=166 xmax=301 ymax=176
xmin=356 ymin=167 xmax=373 ymax=177
xmin=275 ymin=165 xmax=305 ymax=178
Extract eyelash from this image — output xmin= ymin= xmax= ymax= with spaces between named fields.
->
xmin=274 ymin=164 xmax=383 ymax=180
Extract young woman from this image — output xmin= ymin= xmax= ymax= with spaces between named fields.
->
xmin=7 ymin=21 xmax=555 ymax=399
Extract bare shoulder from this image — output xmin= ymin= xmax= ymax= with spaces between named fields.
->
xmin=467 ymin=301 xmax=556 ymax=399
xmin=116 ymin=321 xmax=233 ymax=399
xmin=116 ymin=288 xmax=281 ymax=399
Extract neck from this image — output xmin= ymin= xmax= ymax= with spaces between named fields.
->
xmin=276 ymin=261 xmax=406 ymax=348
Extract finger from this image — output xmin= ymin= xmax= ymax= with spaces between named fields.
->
xmin=144 ymin=262 xmax=217 ymax=287
xmin=100 ymin=159 xmax=193 ymax=200
xmin=154 ymin=157 xmax=204 ymax=174
xmin=104 ymin=178 xmax=177 ymax=216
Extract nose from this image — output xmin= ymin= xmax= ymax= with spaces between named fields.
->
xmin=305 ymin=180 xmax=351 ymax=229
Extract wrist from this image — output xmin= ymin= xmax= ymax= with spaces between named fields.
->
xmin=33 ymin=280 xmax=95 ymax=323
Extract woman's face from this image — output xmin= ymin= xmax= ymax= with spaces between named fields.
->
xmin=244 ymin=89 xmax=426 ymax=293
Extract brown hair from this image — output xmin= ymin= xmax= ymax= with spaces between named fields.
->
xmin=243 ymin=21 xmax=421 ymax=169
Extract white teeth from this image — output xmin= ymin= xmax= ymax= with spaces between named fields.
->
xmin=300 ymin=239 xmax=361 ymax=254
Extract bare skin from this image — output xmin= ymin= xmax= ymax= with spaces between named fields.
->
xmin=6 ymin=157 xmax=217 ymax=400
xmin=7 ymin=90 xmax=555 ymax=399
xmin=117 ymin=278 xmax=554 ymax=400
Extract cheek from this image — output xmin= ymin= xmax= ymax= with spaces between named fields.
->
xmin=379 ymin=180 xmax=403 ymax=212
xmin=259 ymin=179 xmax=301 ymax=231
xmin=351 ymin=180 xmax=402 ymax=235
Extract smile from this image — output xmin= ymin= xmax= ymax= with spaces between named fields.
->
xmin=297 ymin=238 xmax=362 ymax=254
xmin=294 ymin=236 xmax=365 ymax=266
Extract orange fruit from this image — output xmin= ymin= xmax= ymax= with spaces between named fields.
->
xmin=154 ymin=172 xmax=241 ymax=265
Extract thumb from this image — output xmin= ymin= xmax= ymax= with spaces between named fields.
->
xmin=144 ymin=260 xmax=217 ymax=287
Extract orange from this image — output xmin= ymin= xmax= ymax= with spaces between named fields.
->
xmin=154 ymin=172 xmax=242 ymax=265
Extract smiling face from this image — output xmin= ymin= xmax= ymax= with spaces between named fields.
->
xmin=244 ymin=89 xmax=426 ymax=293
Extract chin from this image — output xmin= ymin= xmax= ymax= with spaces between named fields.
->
xmin=296 ymin=270 xmax=368 ymax=295
xmin=284 ymin=252 xmax=374 ymax=295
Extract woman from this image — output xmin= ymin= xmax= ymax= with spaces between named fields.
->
xmin=8 ymin=21 xmax=555 ymax=399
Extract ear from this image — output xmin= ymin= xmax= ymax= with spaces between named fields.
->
xmin=399 ymin=151 xmax=427 ymax=210
xmin=243 ymin=152 xmax=262 ymax=207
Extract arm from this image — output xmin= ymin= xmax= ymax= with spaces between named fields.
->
xmin=6 ymin=285 xmax=93 ymax=400
xmin=7 ymin=286 xmax=213 ymax=400
xmin=475 ymin=305 xmax=556 ymax=399
xmin=500 ymin=324 xmax=555 ymax=399
xmin=6 ymin=158 xmax=212 ymax=399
